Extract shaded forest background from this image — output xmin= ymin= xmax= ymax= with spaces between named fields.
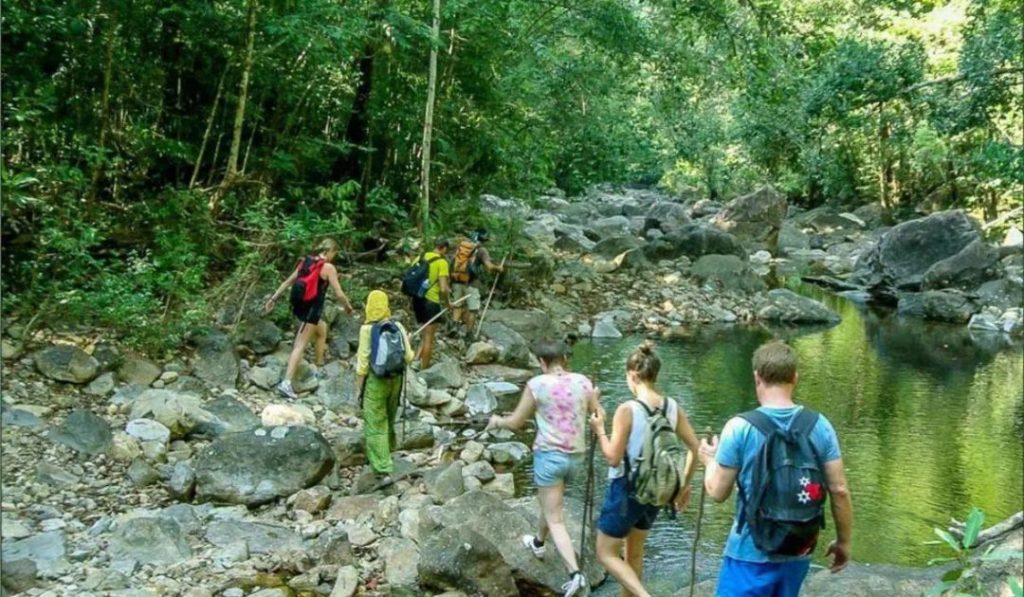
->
xmin=2 ymin=0 xmax=1021 ymax=350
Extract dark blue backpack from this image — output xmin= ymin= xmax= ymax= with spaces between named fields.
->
xmin=401 ymin=254 xmax=443 ymax=298
xmin=737 ymin=408 xmax=827 ymax=557
xmin=370 ymin=320 xmax=406 ymax=377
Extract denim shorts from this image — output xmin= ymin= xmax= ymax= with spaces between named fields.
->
xmin=596 ymin=476 xmax=660 ymax=538
xmin=716 ymin=556 xmax=811 ymax=597
xmin=533 ymin=450 xmax=582 ymax=487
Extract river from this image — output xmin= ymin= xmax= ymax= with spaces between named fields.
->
xmin=516 ymin=287 xmax=1024 ymax=594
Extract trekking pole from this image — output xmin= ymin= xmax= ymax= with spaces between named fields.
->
xmin=399 ymin=366 xmax=408 ymax=448
xmin=689 ymin=432 xmax=712 ymax=597
xmin=474 ymin=255 xmax=508 ymax=339
xmin=411 ymin=295 xmax=469 ymax=337
xmin=579 ymin=427 xmax=598 ymax=574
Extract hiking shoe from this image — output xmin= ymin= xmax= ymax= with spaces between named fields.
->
xmin=561 ymin=572 xmax=586 ymax=597
xmin=276 ymin=380 xmax=298 ymax=399
xmin=521 ymin=534 xmax=545 ymax=558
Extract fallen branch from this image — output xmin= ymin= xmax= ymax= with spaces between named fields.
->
xmin=949 ymin=511 xmax=1023 ymax=548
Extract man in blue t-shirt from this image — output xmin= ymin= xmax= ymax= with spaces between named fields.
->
xmin=698 ymin=340 xmax=853 ymax=596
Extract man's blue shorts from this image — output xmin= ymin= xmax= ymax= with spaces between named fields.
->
xmin=596 ymin=476 xmax=660 ymax=538
xmin=716 ymin=556 xmax=811 ymax=597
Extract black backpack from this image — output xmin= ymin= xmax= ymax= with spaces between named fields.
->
xmin=737 ymin=407 xmax=827 ymax=557
xmin=401 ymin=254 xmax=443 ymax=298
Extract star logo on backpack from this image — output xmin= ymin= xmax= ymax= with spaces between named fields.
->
xmin=797 ymin=490 xmax=811 ymax=504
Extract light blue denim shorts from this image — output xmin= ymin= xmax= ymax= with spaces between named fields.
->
xmin=533 ymin=450 xmax=583 ymax=487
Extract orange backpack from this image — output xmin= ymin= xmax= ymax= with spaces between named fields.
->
xmin=449 ymin=240 xmax=479 ymax=284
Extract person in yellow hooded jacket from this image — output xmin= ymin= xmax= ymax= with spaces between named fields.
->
xmin=355 ymin=290 xmax=415 ymax=476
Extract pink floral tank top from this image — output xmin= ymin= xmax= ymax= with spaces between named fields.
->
xmin=528 ymin=372 xmax=593 ymax=454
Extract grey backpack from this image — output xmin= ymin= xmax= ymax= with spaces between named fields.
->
xmin=627 ymin=399 xmax=688 ymax=508
xmin=369 ymin=321 xmax=406 ymax=377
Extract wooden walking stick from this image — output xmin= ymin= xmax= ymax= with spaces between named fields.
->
xmin=689 ymin=432 xmax=713 ymax=597
xmin=579 ymin=427 xmax=598 ymax=574
xmin=411 ymin=295 xmax=469 ymax=337
xmin=474 ymin=255 xmax=508 ymax=339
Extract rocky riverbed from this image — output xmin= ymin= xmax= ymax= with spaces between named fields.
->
xmin=2 ymin=184 xmax=1022 ymax=596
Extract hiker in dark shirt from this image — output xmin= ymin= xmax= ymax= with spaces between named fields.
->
xmin=264 ymin=238 xmax=354 ymax=399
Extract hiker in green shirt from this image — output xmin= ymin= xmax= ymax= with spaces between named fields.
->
xmin=412 ymin=238 xmax=450 ymax=369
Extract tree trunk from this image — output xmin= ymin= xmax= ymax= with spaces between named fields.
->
xmin=222 ymin=0 xmax=258 ymax=189
xmin=189 ymin=67 xmax=228 ymax=189
xmin=419 ymin=0 xmax=442 ymax=235
xmin=88 ymin=15 xmax=117 ymax=202
xmin=334 ymin=48 xmax=375 ymax=201
xmin=878 ymin=104 xmax=892 ymax=212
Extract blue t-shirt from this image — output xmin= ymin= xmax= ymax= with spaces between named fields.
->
xmin=716 ymin=405 xmax=842 ymax=563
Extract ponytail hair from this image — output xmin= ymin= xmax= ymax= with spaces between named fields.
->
xmin=626 ymin=340 xmax=661 ymax=383
xmin=316 ymin=238 xmax=339 ymax=254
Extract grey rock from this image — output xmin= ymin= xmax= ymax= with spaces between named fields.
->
xmin=591 ymin=235 xmax=644 ymax=260
xmin=129 ymin=390 xmax=213 ymax=439
xmin=425 ymin=462 xmax=465 ymax=503
xmin=484 ymin=382 xmax=521 ymax=412
xmin=922 ymin=239 xmax=1000 ymax=291
xmin=487 ymin=441 xmax=530 ymax=465
xmin=247 ymin=366 xmax=281 ymax=390
xmin=380 ymin=537 xmax=420 ymax=587
xmin=417 ymin=526 xmax=518 ymax=597
xmin=397 ymin=419 xmax=435 ymax=450
xmin=316 ymin=365 xmax=357 ymax=411
xmin=897 ymin=290 xmax=977 ymax=323
xmin=591 ymin=317 xmax=622 ymax=339
xmin=757 ymin=289 xmax=841 ymax=324
xmin=310 ymin=527 xmax=354 ymax=566
xmin=975 ymin=278 xmax=1024 ymax=311
xmin=331 ymin=565 xmax=359 ymax=597
xmin=49 ymin=410 xmax=112 ymax=455
xmin=483 ymin=472 xmax=515 ymax=498
xmin=478 ymin=322 xmax=532 ymax=368
xmin=646 ymin=201 xmax=690 ymax=232
xmin=419 ymin=360 xmax=463 ymax=389
xmin=198 ymin=396 xmax=260 ymax=436
xmin=0 ymin=557 xmax=38 ymax=592
xmin=643 ymin=223 xmax=745 ymax=262
xmin=1 ymin=404 xmax=43 ymax=429
xmin=126 ymin=419 xmax=172 ymax=444
xmin=464 ymin=342 xmax=500 ymax=365
xmin=462 ymin=460 xmax=495 ymax=482
xmin=0 ymin=531 xmax=68 ymax=578
xmin=292 ymin=485 xmax=332 ymax=514
xmin=712 ymin=185 xmax=787 ymax=251
xmin=34 ymin=345 xmax=99 ymax=384
xmin=205 ymin=520 xmax=302 ymax=554
xmin=85 ymin=372 xmax=116 ymax=396
xmin=691 ymin=254 xmax=767 ymax=294
xmin=194 ymin=426 xmax=334 ymax=506
xmin=118 ymin=356 xmax=161 ymax=386
xmin=327 ymin=428 xmax=367 ymax=467
xmin=238 ymin=319 xmax=283 ymax=355
xmin=127 ymin=458 xmax=161 ymax=487
xmin=465 ymin=385 xmax=497 ymax=416
xmin=110 ymin=517 xmax=191 ymax=567
xmin=191 ymin=330 xmax=239 ymax=389
xmin=590 ymin=215 xmax=631 ymax=239
xmin=167 ymin=461 xmax=197 ymax=501
xmin=35 ymin=462 xmax=79 ymax=487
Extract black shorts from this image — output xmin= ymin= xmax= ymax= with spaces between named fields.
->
xmin=412 ymin=297 xmax=442 ymax=325
xmin=293 ymin=294 xmax=327 ymax=325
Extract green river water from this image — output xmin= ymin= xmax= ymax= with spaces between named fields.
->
xmin=517 ymin=288 xmax=1023 ymax=593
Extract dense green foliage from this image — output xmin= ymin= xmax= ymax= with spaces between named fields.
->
xmin=1 ymin=0 xmax=1021 ymax=348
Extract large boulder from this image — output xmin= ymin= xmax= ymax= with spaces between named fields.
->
xmin=191 ymin=330 xmax=240 ymax=389
xmin=418 ymin=526 xmax=518 ymax=597
xmin=195 ymin=426 xmax=334 ymax=506
xmin=922 ymin=239 xmax=1000 ymax=291
xmin=49 ymin=410 xmax=112 ymax=455
xmin=109 ymin=517 xmax=191 ymax=568
xmin=853 ymin=210 xmax=981 ymax=299
xmin=757 ymin=289 xmax=841 ymax=324
xmin=0 ymin=531 xmax=69 ymax=578
xmin=591 ymin=235 xmax=644 ymax=260
xmin=479 ymin=322 xmax=532 ymax=369
xmin=711 ymin=186 xmax=787 ymax=251
xmin=643 ymin=223 xmax=745 ymax=262
xmin=589 ymin=215 xmax=631 ymax=239
xmin=204 ymin=520 xmax=302 ymax=555
xmin=238 ymin=319 xmax=284 ymax=355
xmin=646 ymin=201 xmax=690 ymax=232
xmin=897 ymin=291 xmax=977 ymax=323
xmin=34 ymin=345 xmax=99 ymax=384
xmin=128 ymin=389 xmax=216 ymax=439
xmin=199 ymin=395 xmax=261 ymax=436
xmin=419 ymin=360 xmax=464 ymax=390
xmin=483 ymin=310 xmax=555 ymax=343
xmin=117 ymin=356 xmax=162 ymax=386
xmin=690 ymin=254 xmax=767 ymax=294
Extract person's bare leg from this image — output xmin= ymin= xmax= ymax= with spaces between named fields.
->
xmin=420 ymin=325 xmax=436 ymax=369
xmin=538 ymin=484 xmax=579 ymax=574
xmin=452 ymin=307 xmax=465 ymax=326
xmin=622 ymin=529 xmax=649 ymax=597
xmin=537 ymin=494 xmax=550 ymax=544
xmin=314 ymin=321 xmax=328 ymax=368
xmin=285 ymin=324 xmax=316 ymax=382
xmin=464 ymin=310 xmax=477 ymax=333
xmin=596 ymin=531 xmax=650 ymax=597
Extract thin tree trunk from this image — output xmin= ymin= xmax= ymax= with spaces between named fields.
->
xmin=222 ymin=0 xmax=258 ymax=189
xmin=190 ymin=67 xmax=228 ymax=189
xmin=878 ymin=103 xmax=892 ymax=212
xmin=88 ymin=16 xmax=117 ymax=202
xmin=241 ymin=122 xmax=258 ymax=174
xmin=419 ymin=0 xmax=442 ymax=235
xmin=207 ymin=133 xmax=225 ymax=186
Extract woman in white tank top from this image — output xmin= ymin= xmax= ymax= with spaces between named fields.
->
xmin=589 ymin=342 xmax=700 ymax=597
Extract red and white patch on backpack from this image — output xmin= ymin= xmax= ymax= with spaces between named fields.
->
xmin=796 ymin=476 xmax=824 ymax=504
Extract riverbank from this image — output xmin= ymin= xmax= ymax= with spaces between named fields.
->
xmin=2 ymin=185 xmax=1022 ymax=596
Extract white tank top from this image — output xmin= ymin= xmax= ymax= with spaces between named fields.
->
xmin=608 ymin=398 xmax=679 ymax=480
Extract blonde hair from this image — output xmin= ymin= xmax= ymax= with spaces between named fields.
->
xmin=316 ymin=238 xmax=339 ymax=254
xmin=752 ymin=340 xmax=797 ymax=385
xmin=626 ymin=341 xmax=661 ymax=383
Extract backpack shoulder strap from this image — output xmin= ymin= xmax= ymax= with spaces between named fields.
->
xmin=737 ymin=409 xmax=777 ymax=437
xmin=790 ymin=407 xmax=820 ymax=437
xmin=631 ymin=399 xmax=656 ymax=418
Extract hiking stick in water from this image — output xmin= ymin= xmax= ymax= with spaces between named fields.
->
xmin=474 ymin=255 xmax=508 ymax=339
xmin=411 ymin=295 xmax=469 ymax=337
xmin=689 ymin=432 xmax=713 ymax=597
xmin=579 ymin=427 xmax=598 ymax=575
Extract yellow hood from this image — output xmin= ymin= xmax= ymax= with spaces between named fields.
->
xmin=365 ymin=290 xmax=391 ymax=323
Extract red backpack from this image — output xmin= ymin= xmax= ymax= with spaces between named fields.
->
xmin=290 ymin=256 xmax=326 ymax=312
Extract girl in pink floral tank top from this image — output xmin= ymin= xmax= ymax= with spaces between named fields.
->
xmin=529 ymin=372 xmax=592 ymax=454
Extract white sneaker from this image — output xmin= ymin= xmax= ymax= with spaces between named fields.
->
xmin=276 ymin=380 xmax=298 ymax=399
xmin=561 ymin=572 xmax=586 ymax=597
xmin=521 ymin=534 xmax=545 ymax=558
